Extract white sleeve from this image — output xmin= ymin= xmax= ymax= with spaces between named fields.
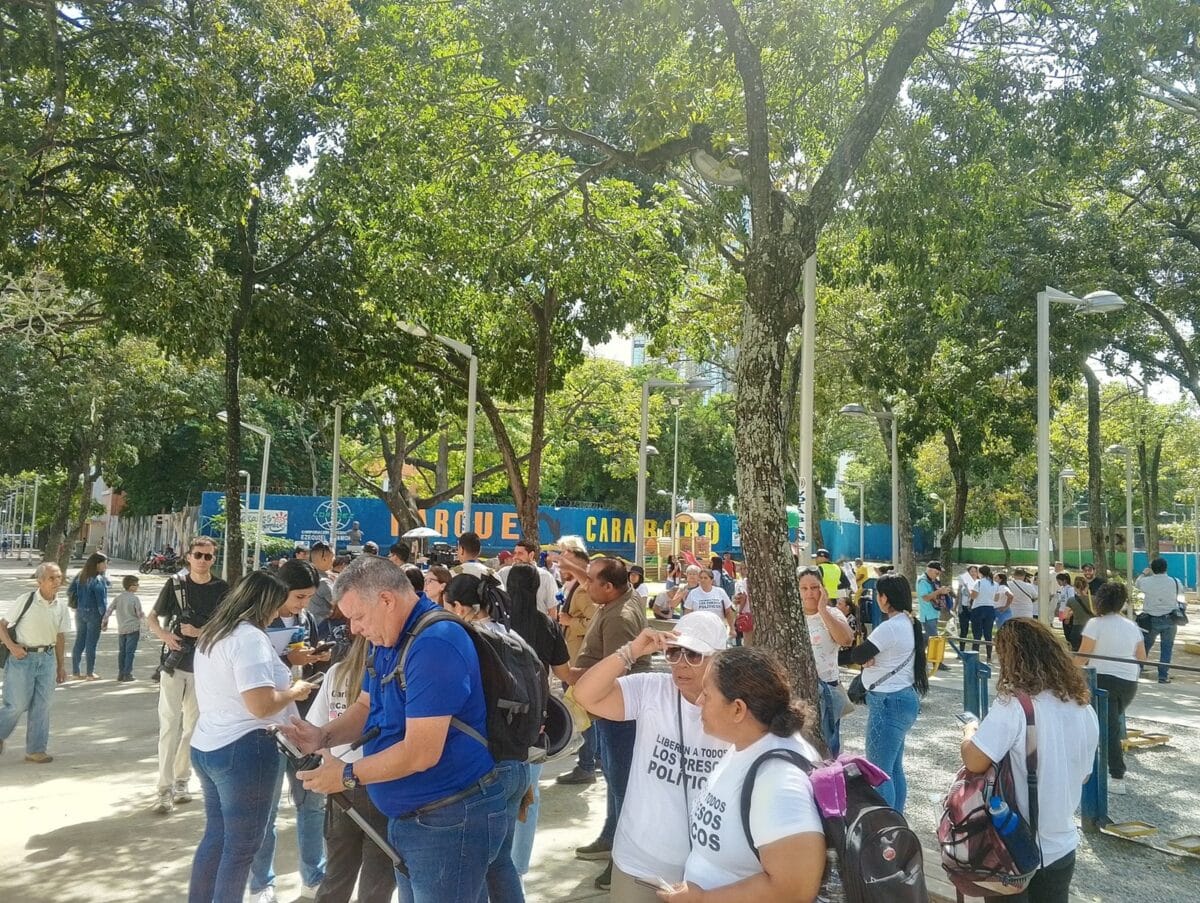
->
xmin=538 ymin=570 xmax=558 ymax=613
xmin=970 ymin=697 xmax=1023 ymax=764
xmin=615 ymin=672 xmax=660 ymax=721
xmin=719 ymin=589 xmax=732 ymax=611
xmin=232 ymin=632 xmax=283 ymax=693
xmin=56 ymin=600 xmax=71 ymax=633
xmin=748 ymin=759 xmax=824 ymax=848
xmin=306 ymin=664 xmax=338 ymax=726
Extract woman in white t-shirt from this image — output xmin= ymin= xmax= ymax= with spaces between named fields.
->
xmin=659 ymin=646 xmax=826 ymax=902
xmin=188 ymin=571 xmax=318 ymax=903
xmin=1077 ymin=581 xmax=1147 ymax=795
xmin=797 ymin=568 xmax=854 ymax=756
xmin=843 ymin=575 xmax=928 ymax=812
xmin=969 ymin=565 xmax=999 ymax=661
xmin=304 ymin=636 xmax=395 ymax=903
xmin=962 ymin=618 xmax=1099 ymax=903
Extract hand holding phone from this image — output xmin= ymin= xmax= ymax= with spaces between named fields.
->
xmin=955 ymin=711 xmax=978 ymax=726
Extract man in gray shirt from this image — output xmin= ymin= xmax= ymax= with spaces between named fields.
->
xmin=1135 ymin=557 xmax=1184 ymax=683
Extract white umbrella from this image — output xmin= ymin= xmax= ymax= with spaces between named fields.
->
xmin=401 ymin=526 xmax=443 ymax=540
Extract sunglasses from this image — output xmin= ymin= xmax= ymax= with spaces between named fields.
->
xmin=191 ymin=551 xmax=215 ymax=561
xmin=664 ymin=646 xmax=704 ymax=666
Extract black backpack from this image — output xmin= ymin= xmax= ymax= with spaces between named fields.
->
xmin=393 ymin=609 xmax=549 ymax=762
xmin=740 ymin=749 xmax=929 ymax=903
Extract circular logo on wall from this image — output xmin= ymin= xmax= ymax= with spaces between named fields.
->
xmin=315 ymin=500 xmax=353 ymax=533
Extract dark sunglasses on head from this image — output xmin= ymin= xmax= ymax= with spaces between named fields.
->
xmin=664 ymin=646 xmax=704 ymax=666
xmin=191 ymin=551 xmax=215 ymax=561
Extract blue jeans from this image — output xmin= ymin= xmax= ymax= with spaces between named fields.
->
xmin=970 ymin=606 xmax=996 ymax=660
xmin=595 ymin=717 xmax=637 ymax=843
xmin=818 ymin=680 xmax=840 ymax=757
xmin=71 ymin=608 xmax=102 ymax=675
xmin=0 ymin=648 xmax=56 ymax=754
xmin=1143 ymin=615 xmax=1178 ymax=682
xmin=392 ymin=769 xmax=509 ymax=903
xmin=118 ymin=631 xmax=139 ymax=678
xmin=865 ymin=686 xmax=920 ymax=812
xmin=250 ymin=752 xmax=327 ymax=891
xmin=189 ymin=729 xmax=283 ymax=903
xmin=481 ymin=758 xmax=529 ymax=903
xmin=578 ymin=723 xmax=598 ymax=772
xmin=512 ymin=762 xmax=542 ymax=875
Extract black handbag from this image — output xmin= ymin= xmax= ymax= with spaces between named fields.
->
xmin=848 ymin=647 xmax=915 ymax=705
xmin=1170 ymin=605 xmax=1189 ymax=627
xmin=0 ymin=591 xmax=38 ymax=669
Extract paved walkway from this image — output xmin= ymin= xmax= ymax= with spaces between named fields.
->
xmin=2 ymin=559 xmax=1198 ymax=901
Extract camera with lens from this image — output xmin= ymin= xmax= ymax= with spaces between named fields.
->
xmin=427 ymin=543 xmax=457 ymax=567
xmin=161 ymin=637 xmax=195 ymax=675
xmin=271 ymin=727 xmax=324 ymax=772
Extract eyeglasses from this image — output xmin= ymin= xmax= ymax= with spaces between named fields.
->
xmin=191 ymin=551 xmax=215 ymax=561
xmin=664 ymin=646 xmax=704 ymax=666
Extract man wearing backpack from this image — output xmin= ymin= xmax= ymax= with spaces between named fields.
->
xmin=290 ymin=556 xmax=516 ymax=903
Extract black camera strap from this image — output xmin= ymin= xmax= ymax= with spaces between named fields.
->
xmin=171 ymin=575 xmax=192 ymax=632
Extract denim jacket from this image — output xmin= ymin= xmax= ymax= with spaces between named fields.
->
xmin=70 ymin=575 xmax=109 ymax=616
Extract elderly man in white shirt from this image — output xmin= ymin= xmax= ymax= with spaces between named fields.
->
xmin=0 ymin=563 xmax=70 ymax=762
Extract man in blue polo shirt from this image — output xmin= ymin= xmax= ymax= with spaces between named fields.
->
xmin=290 ymin=556 xmax=511 ymax=901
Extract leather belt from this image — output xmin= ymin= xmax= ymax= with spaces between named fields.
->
xmin=22 ymin=645 xmax=54 ymax=653
xmin=402 ymin=768 xmax=499 ymax=819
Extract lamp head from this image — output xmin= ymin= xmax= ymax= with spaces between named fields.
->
xmin=1059 ymin=467 xmax=1077 ymax=480
xmin=646 ymin=445 xmax=659 ymax=457
xmin=838 ymin=403 xmax=868 ymax=416
xmin=928 ymin=492 xmax=941 ymax=501
xmin=1106 ymin=444 xmax=1130 ymax=456
xmin=1080 ymin=290 xmax=1126 ymax=314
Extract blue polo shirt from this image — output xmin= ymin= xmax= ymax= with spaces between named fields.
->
xmin=362 ymin=596 xmax=494 ymax=818
xmin=916 ymin=574 xmax=940 ymax=622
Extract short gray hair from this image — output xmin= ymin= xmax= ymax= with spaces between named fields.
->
xmin=685 ymin=564 xmax=702 ymax=576
xmin=34 ymin=562 xmax=62 ymax=580
xmin=333 ymin=555 xmax=414 ymax=606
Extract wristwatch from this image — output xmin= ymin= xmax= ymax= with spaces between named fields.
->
xmin=342 ymin=762 xmax=358 ymax=791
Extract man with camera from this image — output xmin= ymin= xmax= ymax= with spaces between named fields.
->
xmin=147 ymin=535 xmax=229 ymax=814
xmin=288 ymin=555 xmax=514 ymax=902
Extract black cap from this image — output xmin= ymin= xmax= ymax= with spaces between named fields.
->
xmin=927 ymin=560 xmax=944 ymax=571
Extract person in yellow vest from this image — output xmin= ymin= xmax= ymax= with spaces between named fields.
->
xmin=853 ymin=558 xmax=869 ymax=604
xmin=815 ymin=549 xmax=850 ymax=600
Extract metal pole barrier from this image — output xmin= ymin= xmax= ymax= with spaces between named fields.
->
xmin=1080 ymin=667 xmax=1110 ymax=829
xmin=977 ymin=660 xmax=992 ymax=718
xmin=962 ymin=650 xmax=980 ymax=715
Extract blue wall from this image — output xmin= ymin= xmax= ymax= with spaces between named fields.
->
xmin=818 ymin=521 xmax=933 ymax=563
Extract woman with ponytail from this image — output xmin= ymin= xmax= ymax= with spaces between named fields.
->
xmin=843 ymin=574 xmax=927 ymax=811
xmin=661 ymin=647 xmax=825 ymax=902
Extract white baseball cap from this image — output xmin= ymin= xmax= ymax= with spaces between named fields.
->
xmin=666 ymin=611 xmax=729 ymax=656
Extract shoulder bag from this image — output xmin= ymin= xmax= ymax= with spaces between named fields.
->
xmin=0 ymin=591 xmax=39 ymax=669
xmin=848 ymin=646 xmax=915 ymax=705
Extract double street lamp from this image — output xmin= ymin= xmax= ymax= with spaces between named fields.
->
xmin=1036 ymin=287 xmax=1125 ymax=621
xmin=839 ymin=404 xmax=898 ymax=564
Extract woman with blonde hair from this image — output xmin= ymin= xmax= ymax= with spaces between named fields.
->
xmin=961 ymin=618 xmax=1098 ymax=902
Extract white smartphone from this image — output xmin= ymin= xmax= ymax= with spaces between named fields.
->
xmin=955 ymin=712 xmax=979 ymax=726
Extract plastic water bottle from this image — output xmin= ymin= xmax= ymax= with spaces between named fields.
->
xmin=988 ymin=797 xmax=1040 ymax=870
xmin=820 ymin=848 xmax=845 ymax=903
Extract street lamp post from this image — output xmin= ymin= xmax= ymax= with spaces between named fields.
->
xmin=398 ymin=322 xmax=477 ymax=532
xmin=670 ymin=397 xmax=682 ymax=556
xmin=1107 ymin=444 xmax=1135 ymax=592
xmin=839 ymin=404 xmax=898 ymax=564
xmin=929 ymin=492 xmax=947 ymax=537
xmin=1036 ymin=287 xmax=1125 ymax=621
xmin=636 ymin=378 xmax=709 ymax=567
xmin=1058 ymin=467 xmax=1077 ymax=565
xmin=239 ymin=470 xmax=251 ymax=573
xmin=1194 ymin=487 xmax=1200 ymax=591
xmin=218 ymin=411 xmax=272 ymax=571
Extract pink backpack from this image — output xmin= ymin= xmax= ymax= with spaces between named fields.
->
xmin=938 ymin=694 xmax=1043 ymax=897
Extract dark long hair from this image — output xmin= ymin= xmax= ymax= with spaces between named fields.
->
xmin=875 ymin=574 xmax=929 ymax=696
xmin=198 ymin=571 xmax=289 ymax=653
xmin=445 ymin=572 xmax=511 ymax=625
xmin=505 ymin=564 xmax=542 ymax=644
xmin=278 ymin=559 xmax=321 ymax=592
xmin=79 ymin=551 xmax=108 ymax=584
xmin=711 ymin=647 xmax=817 ymax=742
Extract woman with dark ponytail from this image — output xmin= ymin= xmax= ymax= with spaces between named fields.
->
xmin=843 ymin=574 xmax=927 ymax=812
xmin=663 ymin=647 xmax=826 ymax=902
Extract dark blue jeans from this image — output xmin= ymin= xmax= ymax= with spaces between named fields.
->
xmin=482 ymin=758 xmax=529 ymax=903
xmin=71 ymin=608 xmax=103 ymax=675
xmin=818 ymin=680 xmax=841 ymax=757
xmin=1143 ymin=615 xmax=1178 ymax=682
xmin=118 ymin=631 xmax=139 ymax=678
xmin=970 ymin=606 xmax=996 ymax=660
xmin=392 ymin=769 xmax=509 ymax=903
xmin=189 ymin=729 xmax=283 ymax=903
xmin=595 ymin=717 xmax=637 ymax=843
xmin=578 ymin=723 xmax=598 ymax=772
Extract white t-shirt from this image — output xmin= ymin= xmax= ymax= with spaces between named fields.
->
xmin=806 ymin=608 xmax=851 ymax=683
xmin=633 ymin=583 xmax=650 ymax=600
xmin=1135 ymin=573 xmax=1181 ymax=616
xmin=685 ymin=586 xmax=732 ymax=616
xmin=973 ymin=578 xmax=998 ymax=609
xmin=305 ymin=660 xmax=363 ymax=762
xmin=1009 ymin=581 xmax=1037 ymax=619
xmin=970 ymin=692 xmax=1098 ymax=867
xmin=861 ymin=613 xmax=916 ymax=693
xmin=1081 ymin=615 xmax=1143 ymax=681
xmin=613 ymin=674 xmax=731 ymax=883
xmin=682 ymin=733 xmax=823 ymax=891
xmin=192 ymin=622 xmax=298 ymax=752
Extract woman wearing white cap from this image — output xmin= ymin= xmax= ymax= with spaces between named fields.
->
xmin=574 ymin=612 xmax=732 ymax=902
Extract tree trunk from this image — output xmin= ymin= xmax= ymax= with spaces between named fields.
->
xmin=1081 ymin=364 xmax=1108 ymax=575
xmin=997 ymin=518 xmax=1011 ymax=569
xmin=68 ymin=457 xmax=99 ymax=555
xmin=1138 ymin=438 xmax=1163 ymax=558
xmin=223 ymin=322 xmax=246 ymax=581
xmin=734 ymin=288 xmax=818 ymax=704
xmin=941 ymin=428 xmax=969 ymax=568
xmin=44 ymin=450 xmax=86 ymax=568
xmin=517 ymin=287 xmax=556 ymax=543
xmin=435 ymin=431 xmax=450 ymax=494
xmin=896 ymin=459 xmax=917 ymax=583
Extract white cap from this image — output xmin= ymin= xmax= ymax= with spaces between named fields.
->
xmin=667 ymin=611 xmax=728 ymax=656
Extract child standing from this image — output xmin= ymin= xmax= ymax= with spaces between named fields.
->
xmin=102 ymin=575 xmax=145 ymax=681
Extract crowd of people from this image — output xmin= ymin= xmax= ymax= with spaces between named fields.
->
xmin=0 ymin=531 xmax=1190 ymax=903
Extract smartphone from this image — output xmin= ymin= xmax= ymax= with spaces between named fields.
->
xmin=305 ymin=671 xmax=326 ymax=688
xmin=633 ymin=876 xmax=676 ymax=892
xmin=955 ymin=712 xmax=979 ymax=726
xmin=310 ymin=640 xmax=336 ymax=654
xmin=271 ymin=727 xmax=306 ymax=759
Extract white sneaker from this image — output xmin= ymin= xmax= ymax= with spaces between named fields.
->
xmin=1109 ymin=778 xmax=1128 ymax=795
xmin=152 ymin=789 xmax=173 ymax=814
xmin=299 ymin=885 xmax=320 ymax=900
xmin=252 ymin=888 xmax=276 ymax=903
xmin=172 ymin=781 xmax=192 ymax=804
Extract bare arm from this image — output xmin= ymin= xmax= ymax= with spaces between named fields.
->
xmin=573 ymin=629 xmax=666 ymax=720
xmin=241 ymin=680 xmax=316 ymax=719
xmin=660 ymin=832 xmax=824 ymax=902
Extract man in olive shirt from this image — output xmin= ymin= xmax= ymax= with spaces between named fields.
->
xmin=563 ymin=557 xmax=649 ymax=890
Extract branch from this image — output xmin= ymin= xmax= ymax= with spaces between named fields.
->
xmin=255 ymin=221 xmax=336 ymax=282
xmin=807 ymin=0 xmax=957 ymax=233
xmin=417 ymin=458 xmax=530 ymax=506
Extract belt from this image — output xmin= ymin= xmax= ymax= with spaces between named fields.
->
xmin=824 ymin=679 xmax=840 ymax=687
xmin=22 ymin=645 xmax=54 ymax=653
xmin=402 ymin=768 xmax=499 ymax=819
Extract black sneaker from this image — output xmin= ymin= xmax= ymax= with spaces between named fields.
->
xmin=575 ymin=837 xmax=613 ymax=861
xmin=938 ymin=663 xmax=952 ymax=672
xmin=556 ymin=766 xmax=597 ymax=786
xmin=594 ymin=862 xmax=612 ymax=891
